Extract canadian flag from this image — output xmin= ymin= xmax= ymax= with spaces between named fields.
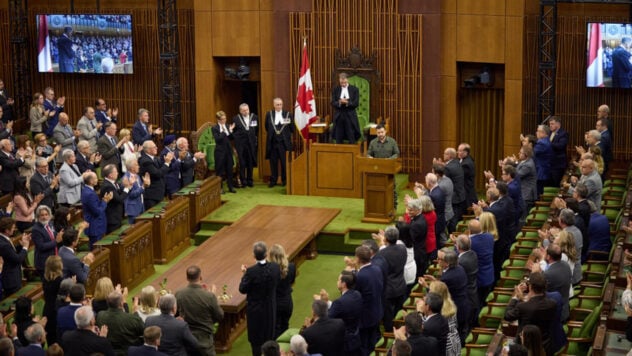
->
xmin=294 ymin=40 xmax=318 ymax=140
xmin=38 ymin=15 xmax=53 ymax=72
xmin=587 ymin=23 xmax=604 ymax=87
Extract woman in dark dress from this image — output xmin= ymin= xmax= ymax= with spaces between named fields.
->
xmin=269 ymin=244 xmax=296 ymax=339
xmin=43 ymin=255 xmax=63 ymax=345
xmin=14 ymin=296 xmax=41 ymax=347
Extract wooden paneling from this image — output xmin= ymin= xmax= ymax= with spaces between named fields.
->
xmin=442 ymin=14 xmax=457 ymax=77
xmin=506 ymin=0 xmax=525 ymax=17
xmin=457 ymin=0 xmax=505 ymax=16
xmin=211 ymin=11 xmax=260 ymax=56
xmin=194 ymin=11 xmax=213 ymax=71
xmin=504 ymin=79 xmax=523 ymax=156
xmin=456 ymin=14 xmax=506 ymax=63
xmin=211 ymin=0 xmax=260 ymax=11
xmin=505 ymin=15 xmax=524 ymax=80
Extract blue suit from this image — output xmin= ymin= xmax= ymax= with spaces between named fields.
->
xmin=81 ymin=185 xmax=107 ymax=247
xmin=470 ymin=232 xmax=495 ymax=288
xmin=123 ymin=172 xmax=145 ymax=223
xmin=599 ymin=129 xmax=613 ymax=175
xmin=486 ymin=196 xmax=516 ymax=282
xmin=534 ymin=138 xmax=553 ymax=195
xmin=329 ymin=289 xmax=363 ymax=354
xmin=16 ymin=345 xmax=45 ymax=356
xmin=588 ymin=212 xmax=612 ymax=255
xmin=95 ymin=110 xmax=116 ymax=136
xmin=59 ymin=246 xmax=89 ymax=284
xmin=43 ymin=99 xmax=63 ymax=137
xmin=507 ymin=179 xmax=524 ymax=227
xmin=31 ymin=221 xmax=59 ymax=276
xmin=549 ymin=128 xmax=569 ymax=185
xmin=132 ymin=120 xmax=153 ymax=146
xmin=127 ymin=345 xmax=168 ymax=356
xmin=161 ymin=147 xmax=181 ymax=196
xmin=441 ymin=265 xmax=470 ymax=337
xmin=355 ymin=264 xmax=383 ymax=356
xmin=56 ymin=304 xmax=81 ymax=341
xmin=612 ymin=46 xmax=632 ymax=88
xmin=429 ymin=186 xmax=446 ymax=241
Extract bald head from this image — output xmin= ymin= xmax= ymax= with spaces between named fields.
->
xmin=468 ymin=219 xmax=481 ymax=234
xmin=444 ymin=148 xmax=457 ymax=160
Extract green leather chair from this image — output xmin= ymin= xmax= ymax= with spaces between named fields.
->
xmin=193 ymin=122 xmax=216 ymax=170
xmin=348 ymin=75 xmax=370 ymax=132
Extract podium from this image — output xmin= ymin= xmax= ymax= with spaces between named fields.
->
xmin=357 ymin=157 xmax=401 ymax=223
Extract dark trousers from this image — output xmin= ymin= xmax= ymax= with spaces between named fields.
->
xmin=236 ymin=146 xmax=255 ymax=185
xmin=215 ymin=151 xmax=234 ymax=189
xmin=359 ymin=324 xmax=379 ymax=356
xmin=448 ymin=200 xmax=465 ymax=233
xmin=144 ymin=198 xmax=160 ymax=211
xmin=550 ymin=168 xmax=565 ymax=188
xmin=333 ymin=117 xmax=358 ymax=144
xmin=106 ymin=223 xmax=121 ymax=234
xmin=269 ymin=144 xmax=288 ymax=185
xmin=383 ymin=294 xmax=406 ymax=331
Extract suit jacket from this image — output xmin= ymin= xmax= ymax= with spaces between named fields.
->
xmin=470 ymin=232 xmax=495 ymax=287
xmin=534 ymin=138 xmax=553 ymax=180
xmin=43 ymin=99 xmax=63 ymax=137
xmin=138 ymin=152 xmax=169 ymax=200
xmin=239 ymin=261 xmax=280 ymax=346
xmin=0 ymin=89 xmax=13 ymax=122
xmin=355 ymin=263 xmax=384 ymax=328
xmin=16 ymin=344 xmax=45 ymax=356
xmin=145 ymin=314 xmax=200 ymax=356
xmin=507 ymin=179 xmax=524 ymax=225
xmin=132 ymin=120 xmax=153 ymax=146
xmin=264 ymin=110 xmax=294 ymax=159
xmin=0 ymin=151 xmax=24 ymax=193
xmin=231 ymin=113 xmax=259 ymax=164
xmin=407 ymin=333 xmax=439 ymax=356
xmin=599 ymin=129 xmax=613 ymax=165
xmin=62 ymin=328 xmax=116 ymax=356
xmin=588 ymin=212 xmax=612 ymax=254
xmin=30 ymin=172 xmax=56 ymax=209
xmin=504 ymin=295 xmax=557 ymax=351
xmin=549 ymin=128 xmax=569 ymax=171
xmin=458 ymin=250 xmax=479 ymax=309
xmin=612 ymin=46 xmax=632 ymax=87
xmin=375 ymin=244 xmax=407 ymax=299
xmin=578 ymin=170 xmax=602 ymax=211
xmin=330 ymin=85 xmax=361 ymax=142
xmin=544 ymin=261 xmax=572 ymax=321
xmin=56 ymin=304 xmax=81 ymax=341
xmin=0 ymin=234 xmax=27 ymax=295
xmin=97 ymin=134 xmax=123 ymax=170
xmin=76 ymin=116 xmax=99 ymax=151
xmin=516 ymin=158 xmax=538 ymax=203
xmin=301 ymin=317 xmax=346 ymax=356
xmin=486 ymin=196 xmax=516 ymax=247
xmin=329 ymin=289 xmax=363 ymax=352
xmin=32 ymin=221 xmax=59 ymax=272
xmin=127 ymin=345 xmax=168 ymax=356
xmin=408 ymin=213 xmax=428 ymax=272
xmin=57 ymin=162 xmax=83 ymax=205
xmin=123 ymin=172 xmax=145 ymax=218
xmin=59 ymin=246 xmax=89 ymax=284
xmin=437 ymin=177 xmax=454 ymax=221
xmin=101 ymin=179 xmax=128 ymax=230
xmin=52 ymin=124 xmax=76 ymax=160
xmin=161 ymin=147 xmax=181 ymax=195
xmin=175 ymin=149 xmax=196 ymax=187
xmin=444 ymin=159 xmax=465 ymax=204
xmin=81 ymin=185 xmax=107 ymax=238
xmin=75 ymin=151 xmax=95 ymax=173
xmin=211 ymin=124 xmax=234 ymax=172
xmin=441 ymin=265 xmax=470 ymax=327
xmin=95 ymin=110 xmax=116 ymax=136
xmin=460 ymin=155 xmax=477 ymax=205
xmin=429 ymin=186 xmax=446 ymax=237
xmin=422 ymin=313 xmax=449 ymax=356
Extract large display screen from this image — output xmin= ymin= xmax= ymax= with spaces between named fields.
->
xmin=587 ymin=22 xmax=632 ymax=88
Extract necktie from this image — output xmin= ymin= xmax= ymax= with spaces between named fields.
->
xmin=45 ymin=225 xmax=57 ymax=255
xmin=45 ymin=174 xmax=50 ymax=184
xmin=90 ymin=120 xmax=95 ymax=130
xmin=110 ymin=137 xmax=116 ymax=146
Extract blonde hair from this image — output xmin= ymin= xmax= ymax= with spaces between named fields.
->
xmin=429 ymin=281 xmax=457 ymax=318
xmin=418 ymin=195 xmax=435 ymax=213
xmin=44 ymin=255 xmax=63 ymax=282
xmin=93 ymin=277 xmax=115 ymax=301
xmin=215 ymin=111 xmax=226 ymax=120
xmin=479 ymin=212 xmax=499 ymax=241
xmin=119 ymin=128 xmax=131 ymax=141
xmin=554 ymin=230 xmax=578 ymax=263
xmin=138 ymin=285 xmax=159 ymax=314
xmin=269 ymin=244 xmax=290 ymax=279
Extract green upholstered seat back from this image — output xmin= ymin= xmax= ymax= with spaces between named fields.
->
xmin=197 ymin=126 xmax=216 ymax=170
xmin=348 ymin=75 xmax=370 ymax=130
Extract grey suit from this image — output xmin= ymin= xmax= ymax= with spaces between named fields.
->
xmin=97 ymin=134 xmax=122 ymax=170
xmin=458 ymin=250 xmax=479 ymax=327
xmin=544 ymin=261 xmax=572 ymax=321
xmin=576 ymin=170 xmax=602 ymax=211
xmin=145 ymin=313 xmax=200 ymax=356
xmin=57 ymin=162 xmax=83 ymax=205
xmin=52 ymin=124 xmax=76 ymax=161
xmin=516 ymin=158 xmax=538 ymax=204
xmin=76 ymin=116 xmax=99 ymax=152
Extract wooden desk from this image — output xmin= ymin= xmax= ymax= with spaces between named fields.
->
xmin=83 ymin=248 xmax=111 ymax=296
xmin=606 ymin=287 xmax=630 ymax=331
xmin=592 ymin=325 xmax=632 ymax=355
xmin=173 ymin=177 xmax=222 ymax=234
xmin=95 ymin=221 xmax=155 ymax=291
xmin=135 ymin=197 xmax=191 ymax=264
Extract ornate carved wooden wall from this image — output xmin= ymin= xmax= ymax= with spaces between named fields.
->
xmin=289 ymin=0 xmax=424 ymax=174
xmin=523 ymin=7 xmax=632 ymax=160
xmin=0 ymin=6 xmax=196 ymax=131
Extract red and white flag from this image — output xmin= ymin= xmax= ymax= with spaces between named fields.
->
xmin=38 ymin=15 xmax=53 ymax=72
xmin=294 ymin=40 xmax=318 ymax=140
xmin=587 ymin=23 xmax=604 ymax=87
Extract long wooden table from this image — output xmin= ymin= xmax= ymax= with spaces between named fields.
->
xmin=173 ymin=177 xmax=222 ymax=234
xmin=149 ymin=205 xmax=340 ymax=352
xmin=135 ymin=197 xmax=191 ymax=264
xmin=95 ymin=221 xmax=155 ymax=291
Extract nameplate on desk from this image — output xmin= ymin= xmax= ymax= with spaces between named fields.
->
xmin=311 ymin=123 xmax=326 ymax=127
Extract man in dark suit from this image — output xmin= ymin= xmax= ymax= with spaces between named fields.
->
xmin=62 ymin=306 xmax=115 ymax=356
xmin=59 ymin=229 xmax=93 ymax=284
xmin=426 ymin=173 xmax=446 ymax=246
xmin=128 ymin=326 xmax=168 ymax=356
xmin=612 ymin=37 xmax=632 ymax=88
xmin=139 ymin=140 xmax=173 ymax=210
xmin=160 ymin=135 xmax=181 ymax=197
xmin=420 ymin=292 xmax=449 ymax=356
xmin=175 ymin=137 xmax=205 ymax=188
xmin=0 ymin=218 xmax=30 ymax=298
xmin=239 ymin=241 xmax=280 ymax=356
xmin=43 ymin=87 xmax=65 ymax=138
xmin=212 ymin=111 xmax=236 ymax=193
xmin=0 ymin=107 xmax=13 ymax=139
xmin=30 ymin=157 xmax=59 ymax=211
xmin=31 ymin=206 xmax=61 ymax=279
xmin=331 ymin=72 xmax=361 ymax=144
xmin=101 ymin=164 xmax=130 ymax=233
xmin=354 ymin=245 xmax=383 ymax=356
xmin=94 ymin=98 xmax=118 ymax=136
xmin=548 ymin=116 xmax=569 ymax=186
xmin=504 ymin=272 xmax=558 ymax=355
xmin=57 ymin=284 xmax=87 ymax=341
xmin=400 ymin=199 xmax=428 ymax=277
xmin=375 ymin=226 xmax=407 ymax=332
xmin=232 ymin=103 xmax=259 ymax=188
xmin=57 ymin=27 xmax=76 ymax=73
xmin=0 ymin=139 xmax=24 ymax=195
xmin=265 ymin=98 xmax=294 ymax=187
xmin=467 ymin=219 xmax=495 ymax=308
xmin=458 ymin=143 xmax=477 ymax=207
xmin=132 ymin=108 xmax=163 ymax=146
xmin=438 ymin=148 xmax=465 ymax=233
xmin=327 ymin=270 xmax=363 ymax=355
xmin=75 ymin=140 xmax=100 ymax=173
xmin=596 ymin=117 xmax=613 ymax=178
xmin=455 ymin=235 xmax=479 ymax=332
xmin=17 ymin=324 xmax=46 ymax=356
xmin=301 ymin=300 xmax=345 ymax=356
xmin=81 ymin=172 xmax=111 ymax=248
xmin=396 ymin=313 xmax=438 ymax=356
xmin=145 ymin=294 xmax=200 ymax=356
xmin=98 ymin=122 xmax=125 ymax=174
xmin=0 ymin=80 xmax=14 ymax=123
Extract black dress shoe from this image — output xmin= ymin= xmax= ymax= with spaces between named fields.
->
xmin=268 ymin=182 xmax=276 ymax=188
xmin=247 ymin=182 xmax=254 ymax=187
xmin=229 ymin=188 xmax=237 ymax=193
